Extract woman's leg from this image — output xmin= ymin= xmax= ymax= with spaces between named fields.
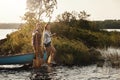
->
xmin=46 ymin=47 xmax=51 ymax=64
xmin=45 ymin=43 xmax=56 ymax=64
xmin=38 ymin=46 xmax=43 ymax=58
xmin=33 ymin=45 xmax=40 ymax=68
xmin=33 ymin=45 xmax=38 ymax=59
xmin=50 ymin=45 xmax=56 ymax=62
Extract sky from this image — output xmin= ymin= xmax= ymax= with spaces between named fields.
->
xmin=0 ymin=0 xmax=120 ymax=23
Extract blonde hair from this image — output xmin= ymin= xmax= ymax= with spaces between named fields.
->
xmin=41 ymin=27 xmax=45 ymax=47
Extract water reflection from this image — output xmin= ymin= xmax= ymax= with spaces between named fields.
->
xmin=0 ymin=65 xmax=53 ymax=80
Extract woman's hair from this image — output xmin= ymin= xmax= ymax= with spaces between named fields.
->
xmin=45 ymin=22 xmax=51 ymax=30
xmin=36 ymin=23 xmax=45 ymax=33
xmin=45 ymin=24 xmax=49 ymax=30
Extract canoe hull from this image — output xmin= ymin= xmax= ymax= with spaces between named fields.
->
xmin=0 ymin=53 xmax=34 ymax=65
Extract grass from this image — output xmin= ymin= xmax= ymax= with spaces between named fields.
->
xmin=98 ymin=47 xmax=120 ymax=68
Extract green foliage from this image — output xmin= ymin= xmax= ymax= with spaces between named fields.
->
xmin=0 ymin=24 xmax=34 ymax=55
xmin=53 ymin=37 xmax=90 ymax=65
xmin=52 ymin=18 xmax=120 ymax=48
xmin=56 ymin=10 xmax=90 ymax=22
xmin=109 ymin=32 xmax=120 ymax=47
xmin=95 ymin=20 xmax=120 ymax=29
xmin=55 ymin=11 xmax=98 ymax=31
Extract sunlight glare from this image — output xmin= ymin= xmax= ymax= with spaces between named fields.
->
xmin=0 ymin=0 xmax=26 ymax=23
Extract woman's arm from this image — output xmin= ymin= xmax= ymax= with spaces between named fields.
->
xmin=51 ymin=33 xmax=56 ymax=37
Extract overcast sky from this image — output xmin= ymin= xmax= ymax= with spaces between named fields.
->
xmin=0 ymin=0 xmax=120 ymax=23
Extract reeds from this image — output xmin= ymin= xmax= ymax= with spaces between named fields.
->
xmin=98 ymin=47 xmax=120 ymax=68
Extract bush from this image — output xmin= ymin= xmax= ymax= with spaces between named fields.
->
xmin=53 ymin=37 xmax=94 ymax=65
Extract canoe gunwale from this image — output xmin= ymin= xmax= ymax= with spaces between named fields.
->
xmin=0 ymin=53 xmax=34 ymax=58
xmin=0 ymin=53 xmax=34 ymax=65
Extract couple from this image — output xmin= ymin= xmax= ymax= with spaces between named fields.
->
xmin=32 ymin=23 xmax=56 ymax=67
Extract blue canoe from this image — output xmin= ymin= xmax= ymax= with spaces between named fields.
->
xmin=0 ymin=52 xmax=47 ymax=65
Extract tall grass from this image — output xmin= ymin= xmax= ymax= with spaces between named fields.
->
xmin=98 ymin=47 xmax=120 ymax=67
xmin=53 ymin=37 xmax=90 ymax=65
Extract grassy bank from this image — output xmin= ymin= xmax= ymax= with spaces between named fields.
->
xmin=0 ymin=21 xmax=120 ymax=66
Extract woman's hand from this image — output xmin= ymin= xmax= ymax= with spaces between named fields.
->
xmin=51 ymin=33 xmax=56 ymax=37
xmin=52 ymin=33 xmax=56 ymax=36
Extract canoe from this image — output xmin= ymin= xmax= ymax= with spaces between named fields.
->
xmin=0 ymin=52 xmax=47 ymax=65
xmin=0 ymin=53 xmax=34 ymax=65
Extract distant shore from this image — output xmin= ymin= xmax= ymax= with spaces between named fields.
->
xmin=0 ymin=23 xmax=22 ymax=29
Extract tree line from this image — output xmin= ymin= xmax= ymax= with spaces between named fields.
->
xmin=95 ymin=20 xmax=120 ymax=29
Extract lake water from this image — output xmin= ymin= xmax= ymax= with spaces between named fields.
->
xmin=103 ymin=29 xmax=120 ymax=32
xmin=0 ymin=29 xmax=17 ymax=40
xmin=0 ymin=65 xmax=120 ymax=80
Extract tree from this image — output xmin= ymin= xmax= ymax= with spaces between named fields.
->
xmin=55 ymin=11 xmax=92 ymax=28
xmin=78 ymin=10 xmax=90 ymax=20
xmin=56 ymin=11 xmax=76 ymax=22
xmin=25 ymin=0 xmax=57 ymax=23
xmin=77 ymin=11 xmax=92 ymax=30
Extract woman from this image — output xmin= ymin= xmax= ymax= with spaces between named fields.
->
xmin=44 ymin=24 xmax=56 ymax=65
xmin=32 ymin=23 xmax=43 ymax=68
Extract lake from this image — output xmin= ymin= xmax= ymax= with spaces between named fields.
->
xmin=0 ymin=29 xmax=17 ymax=40
xmin=103 ymin=29 xmax=120 ymax=32
xmin=0 ymin=65 xmax=120 ymax=80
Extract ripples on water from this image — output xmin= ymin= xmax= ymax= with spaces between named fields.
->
xmin=0 ymin=65 xmax=120 ymax=80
